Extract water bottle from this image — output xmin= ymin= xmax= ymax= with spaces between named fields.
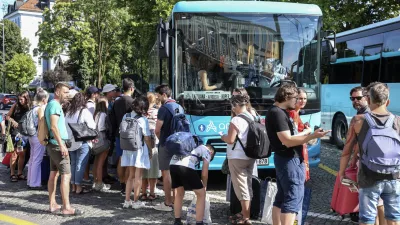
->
xmin=16 ymin=135 xmax=23 ymax=152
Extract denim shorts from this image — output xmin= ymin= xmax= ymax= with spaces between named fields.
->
xmin=359 ymin=180 xmax=400 ymax=224
xmin=273 ymin=154 xmax=305 ymax=214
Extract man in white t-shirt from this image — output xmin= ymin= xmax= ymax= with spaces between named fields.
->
xmin=170 ymin=144 xmax=215 ymax=225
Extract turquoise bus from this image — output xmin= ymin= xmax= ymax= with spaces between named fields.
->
xmin=149 ymin=1 xmax=329 ymax=170
xmin=321 ymin=16 xmax=400 ymax=149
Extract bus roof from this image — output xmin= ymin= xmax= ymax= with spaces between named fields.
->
xmin=172 ymin=1 xmax=322 ymax=16
xmin=336 ymin=16 xmax=400 ymax=38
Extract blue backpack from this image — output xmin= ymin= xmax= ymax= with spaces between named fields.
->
xmin=361 ymin=113 xmax=400 ymax=175
xmin=165 ymin=132 xmax=202 ymax=157
xmin=163 ymin=102 xmax=190 ymax=134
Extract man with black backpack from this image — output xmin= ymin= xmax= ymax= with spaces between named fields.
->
xmin=339 ymin=82 xmax=400 ymax=225
xmin=154 ymin=84 xmax=183 ymax=212
xmin=266 ymin=84 xmax=328 ymax=225
xmin=110 ymin=78 xmax=135 ymax=194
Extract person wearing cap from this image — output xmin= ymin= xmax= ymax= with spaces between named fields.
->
xmin=102 ymin=84 xmax=116 ymax=111
xmin=86 ymin=86 xmax=100 ymax=116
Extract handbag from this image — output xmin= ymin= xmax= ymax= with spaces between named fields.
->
xmin=186 ymin=195 xmax=212 ymax=225
xmin=5 ymin=122 xmax=14 ymax=153
xmin=68 ymin=109 xmax=98 ymax=142
xmin=1 ymin=152 xmax=11 ymax=167
xmin=221 ymin=157 xmax=230 ymax=174
xmin=92 ymin=114 xmax=111 ymax=155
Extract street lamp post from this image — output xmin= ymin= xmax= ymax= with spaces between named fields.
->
xmin=0 ymin=22 xmax=4 ymax=93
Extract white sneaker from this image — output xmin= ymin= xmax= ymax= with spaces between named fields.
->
xmin=122 ymin=200 xmax=132 ymax=208
xmin=132 ymin=201 xmax=146 ymax=209
xmin=154 ymin=187 xmax=163 ymax=195
xmin=94 ymin=183 xmax=110 ymax=192
xmin=153 ymin=203 xmax=173 ymax=212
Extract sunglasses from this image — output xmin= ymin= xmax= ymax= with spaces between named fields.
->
xmin=350 ymin=96 xmax=364 ymax=101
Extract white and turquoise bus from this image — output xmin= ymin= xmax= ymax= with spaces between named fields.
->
xmin=150 ymin=1 xmax=330 ymax=170
xmin=321 ymin=16 xmax=400 ymax=149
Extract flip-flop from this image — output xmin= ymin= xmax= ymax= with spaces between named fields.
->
xmin=75 ymin=188 xmax=91 ymax=194
xmin=61 ymin=209 xmax=83 ymax=217
xmin=10 ymin=175 xmax=18 ymax=182
xmin=49 ymin=206 xmax=62 ymax=214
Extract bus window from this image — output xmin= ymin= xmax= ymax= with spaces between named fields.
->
xmin=381 ymin=29 xmax=400 ymax=83
xmin=362 ymin=45 xmax=382 ymax=86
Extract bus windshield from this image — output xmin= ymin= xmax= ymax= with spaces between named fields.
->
xmin=175 ymin=13 xmax=321 ymax=115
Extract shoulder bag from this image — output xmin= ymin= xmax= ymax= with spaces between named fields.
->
xmin=68 ymin=109 xmax=98 ymax=142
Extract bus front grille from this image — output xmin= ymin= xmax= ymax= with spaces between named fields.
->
xmin=206 ymin=139 xmax=227 ymax=152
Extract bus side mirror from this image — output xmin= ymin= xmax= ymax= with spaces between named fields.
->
xmin=158 ymin=18 xmax=169 ymax=59
xmin=323 ymin=30 xmax=337 ymax=63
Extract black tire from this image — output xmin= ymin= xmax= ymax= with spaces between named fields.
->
xmin=332 ymin=114 xmax=348 ymax=149
xmin=0 ymin=103 xmax=4 ymax=110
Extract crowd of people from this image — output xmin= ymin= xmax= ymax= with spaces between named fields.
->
xmin=2 ymin=79 xmax=400 ymax=225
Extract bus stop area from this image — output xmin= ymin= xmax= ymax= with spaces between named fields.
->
xmin=0 ymin=139 xmax=356 ymax=225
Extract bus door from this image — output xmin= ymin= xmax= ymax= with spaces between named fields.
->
xmin=361 ymin=45 xmax=382 ymax=86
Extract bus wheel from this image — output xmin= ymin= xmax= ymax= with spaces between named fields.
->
xmin=333 ymin=114 xmax=347 ymax=149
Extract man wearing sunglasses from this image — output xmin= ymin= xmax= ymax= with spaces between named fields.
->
xmin=350 ymin=86 xmax=369 ymax=115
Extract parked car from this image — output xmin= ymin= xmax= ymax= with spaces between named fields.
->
xmin=0 ymin=94 xmax=17 ymax=110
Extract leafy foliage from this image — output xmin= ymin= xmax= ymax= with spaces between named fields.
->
xmin=43 ymin=61 xmax=73 ymax=87
xmin=5 ymin=53 xmax=36 ymax=91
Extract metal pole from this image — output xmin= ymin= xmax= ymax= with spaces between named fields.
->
xmin=2 ymin=23 xmax=5 ymax=92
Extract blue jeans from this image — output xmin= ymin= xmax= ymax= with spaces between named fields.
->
xmin=273 ymin=154 xmax=305 ymax=214
xmin=359 ymin=180 xmax=400 ymax=224
xmin=69 ymin=143 xmax=90 ymax=185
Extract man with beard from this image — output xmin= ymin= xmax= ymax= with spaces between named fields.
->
xmin=266 ymin=83 xmax=328 ymax=225
xmin=45 ymin=82 xmax=83 ymax=216
xmin=350 ymin=86 xmax=370 ymax=115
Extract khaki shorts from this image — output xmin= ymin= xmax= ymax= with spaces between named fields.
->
xmin=228 ymin=158 xmax=256 ymax=201
xmin=47 ymin=144 xmax=71 ymax=175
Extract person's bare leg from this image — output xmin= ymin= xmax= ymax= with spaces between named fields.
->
xmin=93 ymin=156 xmax=99 ymax=183
xmin=280 ymin=212 xmax=296 ymax=225
xmin=17 ymin=151 xmax=25 ymax=175
xmin=117 ymin=157 xmax=125 ymax=184
xmin=48 ymin=171 xmax=60 ymax=212
xmin=133 ymin=167 xmax=143 ymax=202
xmin=60 ymin=173 xmax=73 ymax=213
xmin=386 ymin=220 xmax=400 ymax=225
xmin=97 ymin=151 xmax=108 ymax=185
xmin=272 ymin=206 xmax=282 ymax=225
xmin=10 ymin=150 xmax=18 ymax=176
xmin=173 ymin=187 xmax=185 ymax=219
xmin=162 ymin=170 xmax=172 ymax=205
xmin=149 ymin=178 xmax=157 ymax=196
xmin=377 ymin=205 xmax=387 ymax=225
xmin=142 ymin=178 xmax=148 ymax=196
xmin=240 ymin=200 xmax=251 ymax=220
xmin=193 ymin=188 xmax=206 ymax=222
xmin=125 ymin=167 xmax=135 ymax=201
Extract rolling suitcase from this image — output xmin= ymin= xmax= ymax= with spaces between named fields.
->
xmin=230 ymin=175 xmax=261 ymax=219
xmin=331 ymin=167 xmax=359 ymax=219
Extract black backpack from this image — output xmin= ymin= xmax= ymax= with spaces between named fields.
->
xmin=232 ymin=114 xmax=271 ymax=159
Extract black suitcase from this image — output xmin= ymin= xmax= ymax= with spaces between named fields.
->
xmin=230 ymin=175 xmax=261 ymax=219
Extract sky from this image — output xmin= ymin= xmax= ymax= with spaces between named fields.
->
xmin=0 ymin=0 xmax=15 ymax=19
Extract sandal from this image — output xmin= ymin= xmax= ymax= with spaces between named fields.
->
xmin=232 ymin=218 xmax=252 ymax=225
xmin=10 ymin=175 xmax=18 ymax=182
xmin=139 ymin=194 xmax=148 ymax=201
xmin=17 ymin=174 xmax=27 ymax=180
xmin=229 ymin=213 xmax=243 ymax=222
xmin=75 ymin=188 xmax=91 ymax=194
xmin=148 ymin=194 xmax=158 ymax=200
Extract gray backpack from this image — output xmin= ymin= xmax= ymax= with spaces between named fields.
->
xmin=18 ymin=107 xmax=37 ymax=136
xmin=119 ymin=113 xmax=143 ymax=151
xmin=361 ymin=113 xmax=400 ymax=175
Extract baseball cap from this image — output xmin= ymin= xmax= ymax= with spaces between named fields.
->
xmin=68 ymin=89 xmax=79 ymax=100
xmin=86 ymin=86 xmax=99 ymax=95
xmin=102 ymin=84 xmax=116 ymax=93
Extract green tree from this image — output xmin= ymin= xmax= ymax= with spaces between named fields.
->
xmin=281 ymin=0 xmax=400 ymax=32
xmin=37 ymin=0 xmax=130 ymax=88
xmin=43 ymin=62 xmax=73 ymax=87
xmin=0 ymin=19 xmax=30 ymax=62
xmin=6 ymin=53 xmax=36 ymax=91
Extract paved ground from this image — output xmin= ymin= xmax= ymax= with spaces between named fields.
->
xmin=0 ymin=138 xmax=357 ymax=225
